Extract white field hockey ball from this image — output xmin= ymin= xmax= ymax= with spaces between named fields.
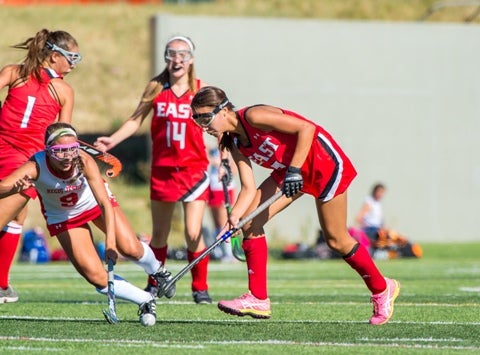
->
xmin=140 ymin=313 xmax=156 ymax=327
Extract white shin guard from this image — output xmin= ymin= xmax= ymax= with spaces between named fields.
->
xmin=97 ymin=275 xmax=152 ymax=305
xmin=134 ymin=241 xmax=161 ymax=275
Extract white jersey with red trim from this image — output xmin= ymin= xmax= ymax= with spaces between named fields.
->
xmin=33 ymin=151 xmax=98 ymax=225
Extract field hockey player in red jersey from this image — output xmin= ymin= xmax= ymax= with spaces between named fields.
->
xmin=95 ymin=35 xmax=213 ymax=304
xmin=191 ymin=86 xmax=400 ymax=325
xmin=0 ymin=123 xmax=176 ymax=326
xmin=0 ymin=29 xmax=80 ymax=303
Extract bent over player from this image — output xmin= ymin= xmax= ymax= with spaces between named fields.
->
xmin=191 ymin=86 xmax=400 ymax=325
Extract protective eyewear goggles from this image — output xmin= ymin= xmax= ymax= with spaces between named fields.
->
xmin=192 ymin=99 xmax=229 ymax=128
xmin=164 ymin=48 xmax=193 ymax=63
xmin=46 ymin=42 xmax=82 ymax=66
xmin=47 ymin=142 xmax=80 ymax=161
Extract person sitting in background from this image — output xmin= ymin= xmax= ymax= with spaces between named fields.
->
xmin=355 ymin=183 xmax=422 ymax=259
xmin=355 ymin=183 xmax=386 ymax=241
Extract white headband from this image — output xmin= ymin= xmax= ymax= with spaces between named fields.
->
xmin=46 ymin=127 xmax=77 ymax=146
xmin=166 ymin=36 xmax=194 ymax=52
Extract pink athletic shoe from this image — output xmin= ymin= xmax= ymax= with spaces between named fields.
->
xmin=218 ymin=291 xmax=271 ymax=319
xmin=370 ymin=278 xmax=400 ymax=325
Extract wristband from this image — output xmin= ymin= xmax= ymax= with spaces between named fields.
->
xmin=287 ymin=166 xmax=301 ymax=174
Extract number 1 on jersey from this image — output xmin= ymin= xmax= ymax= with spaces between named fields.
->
xmin=20 ymin=96 xmax=36 ymax=128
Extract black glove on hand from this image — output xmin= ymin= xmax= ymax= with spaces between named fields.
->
xmin=220 ymin=159 xmax=233 ymax=185
xmin=282 ymin=166 xmax=303 ymax=198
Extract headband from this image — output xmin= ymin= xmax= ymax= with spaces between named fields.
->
xmin=46 ymin=128 xmax=78 ymax=146
xmin=166 ymin=36 xmax=194 ymax=52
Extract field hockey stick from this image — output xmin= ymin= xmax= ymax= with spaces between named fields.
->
xmin=78 ymin=140 xmax=122 ymax=178
xmin=221 ymin=176 xmax=246 ymax=262
xmin=102 ymin=258 xmax=119 ymax=324
xmin=159 ymin=190 xmax=283 ymax=297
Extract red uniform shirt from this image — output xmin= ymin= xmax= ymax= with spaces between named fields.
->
xmin=0 ymin=68 xmax=62 ymax=158
xmin=234 ymin=106 xmax=357 ymax=201
xmin=151 ymin=80 xmax=208 ymax=169
xmin=0 ymin=68 xmax=63 ymax=184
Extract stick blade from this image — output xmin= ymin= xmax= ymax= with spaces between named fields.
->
xmin=231 ymin=236 xmax=246 ymax=261
xmin=102 ymin=309 xmax=119 ymax=324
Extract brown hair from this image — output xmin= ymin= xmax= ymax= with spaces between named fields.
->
xmin=12 ymin=29 xmax=79 ymax=82
xmin=190 ymin=86 xmax=234 ymax=111
xmin=371 ymin=183 xmax=386 ymax=197
xmin=191 ymin=86 xmax=236 ymax=151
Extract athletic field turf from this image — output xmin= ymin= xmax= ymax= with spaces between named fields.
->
xmin=1 ymin=243 xmax=478 ymax=354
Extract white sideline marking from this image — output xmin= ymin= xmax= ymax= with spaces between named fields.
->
xmin=459 ymin=287 xmax=480 ymax=292
xmin=2 ymin=346 xmax=61 ymax=352
xmin=1 ymin=315 xmax=479 ymax=326
xmin=359 ymin=337 xmax=464 ymax=342
xmin=0 ymin=336 xmax=479 ymax=351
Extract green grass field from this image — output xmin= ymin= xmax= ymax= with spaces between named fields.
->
xmin=1 ymin=243 xmax=479 ymax=354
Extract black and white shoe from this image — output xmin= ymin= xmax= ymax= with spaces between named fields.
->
xmin=193 ymin=290 xmax=212 ymax=304
xmin=138 ymin=298 xmax=156 ymax=326
xmin=151 ymin=265 xmax=176 ymax=299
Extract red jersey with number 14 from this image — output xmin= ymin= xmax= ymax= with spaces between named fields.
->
xmin=234 ymin=106 xmax=357 ymax=201
xmin=151 ymin=80 xmax=208 ymax=169
xmin=0 ymin=68 xmax=62 ymax=157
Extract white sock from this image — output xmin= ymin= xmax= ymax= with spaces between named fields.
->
xmin=133 ymin=241 xmax=161 ymax=275
xmin=97 ymin=275 xmax=152 ymax=305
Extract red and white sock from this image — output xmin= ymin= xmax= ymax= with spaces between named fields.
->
xmin=243 ymin=236 xmax=268 ymax=300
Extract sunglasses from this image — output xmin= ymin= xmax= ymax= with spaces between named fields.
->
xmin=47 ymin=142 xmax=80 ymax=161
xmin=46 ymin=42 xmax=82 ymax=66
xmin=192 ymin=99 xmax=229 ymax=128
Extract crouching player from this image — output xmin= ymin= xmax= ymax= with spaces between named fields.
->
xmin=0 ymin=122 xmax=173 ymax=326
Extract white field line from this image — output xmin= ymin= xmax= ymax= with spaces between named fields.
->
xmin=0 ymin=336 xmax=479 ymax=351
xmin=2 ymin=346 xmax=62 ymax=352
xmin=0 ymin=300 xmax=477 ymax=307
xmin=1 ymin=315 xmax=480 ymax=326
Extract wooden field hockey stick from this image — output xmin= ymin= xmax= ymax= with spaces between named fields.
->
xmin=102 ymin=259 xmax=119 ymax=324
xmin=78 ymin=140 xmax=122 ymax=178
xmin=158 ymin=190 xmax=283 ymax=297
xmin=221 ymin=177 xmax=246 ymax=262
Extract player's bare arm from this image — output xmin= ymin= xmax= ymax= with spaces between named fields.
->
xmin=94 ymin=80 xmax=158 ymax=151
xmin=246 ymin=105 xmax=316 ymax=168
xmin=228 ymin=145 xmax=257 ymax=226
xmin=81 ymin=152 xmax=117 ymax=258
xmin=0 ymin=161 xmax=38 ymax=198
xmin=51 ymin=79 xmax=74 ymax=123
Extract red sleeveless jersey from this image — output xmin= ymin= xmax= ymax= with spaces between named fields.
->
xmin=0 ymin=68 xmax=62 ymax=157
xmin=151 ymin=80 xmax=208 ymax=169
xmin=234 ymin=106 xmax=357 ymax=201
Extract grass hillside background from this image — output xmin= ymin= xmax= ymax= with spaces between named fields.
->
xmin=1 ymin=0 xmax=478 ymax=248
